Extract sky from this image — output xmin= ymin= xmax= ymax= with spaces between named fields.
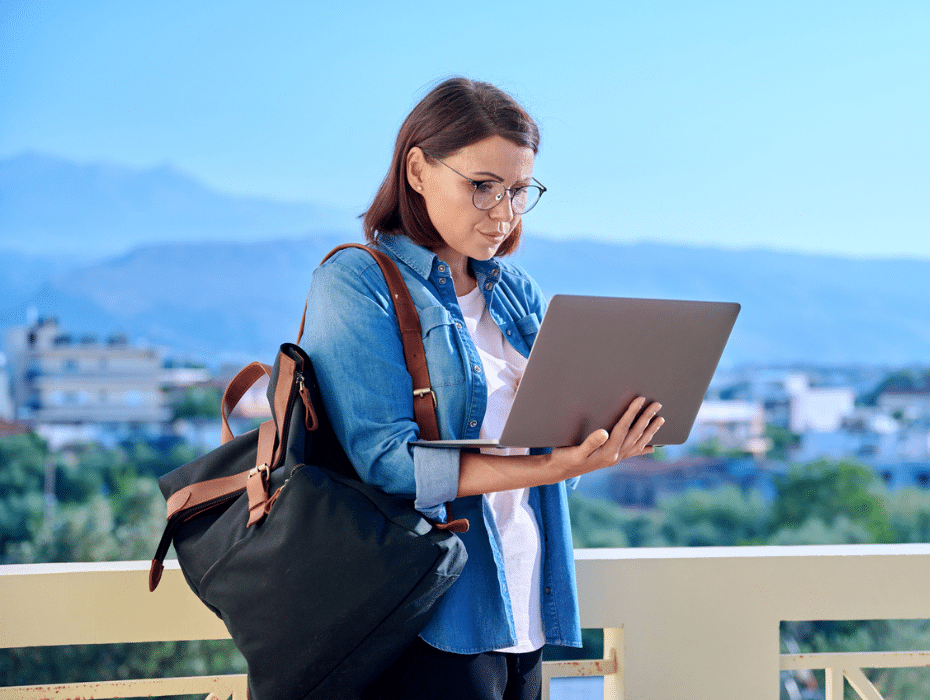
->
xmin=1 ymin=0 xmax=929 ymax=259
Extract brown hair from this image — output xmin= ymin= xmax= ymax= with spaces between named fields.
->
xmin=363 ymin=77 xmax=540 ymax=256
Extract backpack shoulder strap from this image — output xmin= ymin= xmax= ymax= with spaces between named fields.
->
xmin=312 ymin=243 xmax=440 ymax=442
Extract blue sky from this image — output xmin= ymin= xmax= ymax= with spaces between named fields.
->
xmin=2 ymin=0 xmax=928 ymax=259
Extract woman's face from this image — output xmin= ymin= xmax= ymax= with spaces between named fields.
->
xmin=407 ymin=135 xmax=535 ymax=269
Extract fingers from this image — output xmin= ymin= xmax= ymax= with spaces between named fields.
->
xmin=629 ymin=402 xmax=664 ymax=449
xmin=554 ymin=398 xmax=665 ymax=479
xmin=604 ymin=397 xmax=664 ymax=460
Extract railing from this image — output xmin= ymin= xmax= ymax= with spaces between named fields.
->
xmin=4 ymin=544 xmax=930 ymax=700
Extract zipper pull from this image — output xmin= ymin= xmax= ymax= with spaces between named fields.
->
xmin=296 ymin=372 xmax=319 ymax=431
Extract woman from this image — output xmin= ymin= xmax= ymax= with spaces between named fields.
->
xmin=305 ymin=77 xmax=663 ymax=700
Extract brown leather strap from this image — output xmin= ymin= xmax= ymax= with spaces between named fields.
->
xmin=320 ymin=244 xmax=440 ymax=441
xmin=320 ymin=245 xmax=466 ymax=532
xmin=221 ymin=362 xmax=273 ymax=444
xmin=256 ymin=419 xmax=277 ymax=472
xmin=269 ymin=352 xmax=297 ymax=468
xmin=245 ymin=420 xmax=277 ymax=526
xmin=166 ymin=465 xmax=253 ymax=519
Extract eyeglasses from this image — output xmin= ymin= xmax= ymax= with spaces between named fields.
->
xmin=421 ymin=150 xmax=546 ymax=215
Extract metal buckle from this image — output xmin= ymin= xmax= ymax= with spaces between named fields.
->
xmin=249 ymin=464 xmax=269 ymax=479
xmin=413 ymin=387 xmax=437 ymax=408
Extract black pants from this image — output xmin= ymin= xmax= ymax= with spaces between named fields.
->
xmin=363 ymin=636 xmax=543 ymax=700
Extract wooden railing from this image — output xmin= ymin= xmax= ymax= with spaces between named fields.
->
xmin=4 ymin=545 xmax=930 ymax=700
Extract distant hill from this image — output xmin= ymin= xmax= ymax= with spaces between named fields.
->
xmin=2 ymin=235 xmax=928 ymax=369
xmin=515 ymin=240 xmax=930 ymax=367
xmin=1 ymin=153 xmax=928 ymax=368
xmin=0 ymin=152 xmax=357 ymax=258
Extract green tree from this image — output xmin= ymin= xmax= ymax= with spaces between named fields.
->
xmin=0 ymin=434 xmax=51 ymax=559
xmin=658 ymin=484 xmax=771 ymax=547
xmin=171 ymin=386 xmax=223 ymax=420
xmin=772 ymin=459 xmax=893 ymax=543
xmin=569 ymin=492 xmax=667 ymax=549
xmin=884 ymin=488 xmax=930 ymax=543
xmin=765 ymin=425 xmax=800 ymax=461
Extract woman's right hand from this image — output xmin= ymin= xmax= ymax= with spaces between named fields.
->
xmin=457 ymin=396 xmax=664 ymax=498
xmin=544 ymin=396 xmax=664 ymax=482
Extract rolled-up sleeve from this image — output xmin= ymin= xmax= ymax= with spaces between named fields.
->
xmin=412 ymin=446 xmax=460 ymax=519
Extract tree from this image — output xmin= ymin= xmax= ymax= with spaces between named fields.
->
xmin=765 ymin=425 xmax=800 ymax=461
xmin=0 ymin=434 xmax=50 ymax=560
xmin=171 ymin=386 xmax=223 ymax=420
xmin=771 ymin=459 xmax=893 ymax=543
xmin=884 ymin=488 xmax=930 ymax=544
xmin=569 ymin=492 xmax=667 ymax=549
xmin=658 ymin=485 xmax=771 ymax=547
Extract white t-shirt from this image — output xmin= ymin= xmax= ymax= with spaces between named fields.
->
xmin=457 ymin=285 xmax=545 ymax=653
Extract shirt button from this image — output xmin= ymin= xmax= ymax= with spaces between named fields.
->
xmin=438 ymin=278 xmax=446 ymax=285
xmin=456 ymin=322 xmax=463 ymax=329
xmin=484 ymin=282 xmax=493 ymax=291
xmin=438 ymin=264 xmax=446 ymax=272
xmin=545 ymin=587 xmax=552 ymax=595
xmin=473 ymin=365 xmax=482 ymax=373
xmin=470 ymin=420 xmax=478 ymax=428
xmin=506 ymin=330 xmax=512 ymax=336
xmin=491 ymin=269 xmax=499 ymax=276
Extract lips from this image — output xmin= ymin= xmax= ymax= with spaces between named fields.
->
xmin=480 ymin=230 xmax=507 ymax=238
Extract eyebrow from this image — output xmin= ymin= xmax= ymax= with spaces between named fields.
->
xmin=471 ymin=170 xmax=532 ymax=187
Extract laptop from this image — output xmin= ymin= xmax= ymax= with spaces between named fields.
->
xmin=412 ymin=294 xmax=740 ymax=449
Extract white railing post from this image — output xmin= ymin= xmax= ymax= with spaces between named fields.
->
xmin=603 ymin=626 xmax=624 ymax=700
xmin=575 ymin=548 xmax=781 ymax=699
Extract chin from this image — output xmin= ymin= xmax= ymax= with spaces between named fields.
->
xmin=476 ymin=235 xmax=508 ymax=258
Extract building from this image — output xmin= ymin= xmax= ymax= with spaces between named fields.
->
xmin=878 ymin=387 xmax=930 ymax=422
xmin=690 ymin=399 xmax=769 ymax=456
xmin=716 ymin=369 xmax=855 ymax=434
xmin=4 ymin=317 xmax=171 ymax=448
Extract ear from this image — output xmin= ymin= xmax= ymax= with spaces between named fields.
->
xmin=406 ymin=147 xmax=427 ymax=193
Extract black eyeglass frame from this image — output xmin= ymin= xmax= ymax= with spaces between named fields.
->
xmin=420 ymin=149 xmax=547 ymax=214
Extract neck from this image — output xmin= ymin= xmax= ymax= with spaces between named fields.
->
xmin=438 ymin=249 xmax=476 ymax=296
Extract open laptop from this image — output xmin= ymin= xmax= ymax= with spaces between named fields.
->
xmin=412 ymin=294 xmax=740 ymax=449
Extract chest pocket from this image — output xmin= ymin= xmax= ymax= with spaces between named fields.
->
xmin=515 ymin=313 xmax=541 ymax=349
xmin=417 ymin=305 xmax=467 ymax=388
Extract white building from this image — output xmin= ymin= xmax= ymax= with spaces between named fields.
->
xmin=5 ymin=317 xmax=171 ymax=447
xmin=790 ymin=384 xmax=856 ymax=433
xmin=878 ymin=388 xmax=930 ymax=422
xmin=690 ymin=399 xmax=769 ymax=456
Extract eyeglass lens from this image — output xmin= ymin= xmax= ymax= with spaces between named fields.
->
xmin=472 ymin=182 xmax=543 ymax=214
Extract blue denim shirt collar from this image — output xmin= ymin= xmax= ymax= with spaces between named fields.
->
xmin=378 ymin=233 xmax=436 ymax=280
xmin=378 ymin=233 xmax=502 ymax=293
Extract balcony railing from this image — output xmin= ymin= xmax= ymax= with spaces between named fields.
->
xmin=3 ymin=544 xmax=930 ymax=700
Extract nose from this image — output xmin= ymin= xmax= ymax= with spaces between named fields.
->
xmin=487 ymin=192 xmax=515 ymax=223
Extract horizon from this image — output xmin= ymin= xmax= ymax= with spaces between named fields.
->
xmin=2 ymin=1 xmax=929 ymax=260
xmin=3 ymin=149 xmax=929 ymax=265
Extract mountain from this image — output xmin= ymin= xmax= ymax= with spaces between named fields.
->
xmin=2 ymin=235 xmax=928 ymax=369
xmin=1 ymin=152 xmax=928 ymax=368
xmin=515 ymin=240 xmax=930 ymax=368
xmin=0 ymin=152 xmax=357 ymax=258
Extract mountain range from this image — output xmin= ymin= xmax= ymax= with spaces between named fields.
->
xmin=1 ymin=153 xmax=928 ymax=369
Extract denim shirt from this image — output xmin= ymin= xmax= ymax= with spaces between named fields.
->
xmin=304 ymin=233 xmax=582 ymax=654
